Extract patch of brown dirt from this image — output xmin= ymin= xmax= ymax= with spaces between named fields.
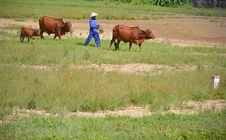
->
xmin=0 ymin=18 xmax=39 ymax=29
xmin=75 ymin=63 xmax=198 ymax=75
xmin=0 ymin=100 xmax=225 ymax=125
xmin=19 ymin=63 xmax=199 ymax=75
xmin=169 ymin=100 xmax=226 ymax=115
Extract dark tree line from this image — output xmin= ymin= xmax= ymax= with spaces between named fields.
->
xmin=90 ymin=0 xmax=225 ymax=8
xmin=190 ymin=0 xmax=226 ymax=8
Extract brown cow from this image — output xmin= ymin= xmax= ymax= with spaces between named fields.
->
xmin=20 ymin=27 xmax=40 ymax=43
xmin=39 ymin=16 xmax=72 ymax=40
xmin=110 ymin=25 xmax=155 ymax=51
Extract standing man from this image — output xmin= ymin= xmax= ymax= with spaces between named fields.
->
xmin=84 ymin=12 xmax=101 ymax=48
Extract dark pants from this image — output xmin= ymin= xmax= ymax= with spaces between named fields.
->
xmin=84 ymin=32 xmax=100 ymax=47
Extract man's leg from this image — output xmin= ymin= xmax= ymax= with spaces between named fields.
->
xmin=84 ymin=33 xmax=93 ymax=46
xmin=93 ymin=33 xmax=101 ymax=47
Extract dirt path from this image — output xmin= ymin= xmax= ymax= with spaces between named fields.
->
xmin=20 ymin=63 xmax=198 ymax=76
xmin=0 ymin=16 xmax=226 ymax=46
xmin=0 ymin=100 xmax=225 ymax=125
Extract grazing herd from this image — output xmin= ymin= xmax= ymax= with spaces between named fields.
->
xmin=20 ymin=16 xmax=72 ymax=42
xmin=20 ymin=16 xmax=155 ymax=51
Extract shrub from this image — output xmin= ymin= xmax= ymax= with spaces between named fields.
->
xmin=27 ymin=93 xmax=37 ymax=109
xmin=113 ymin=0 xmax=189 ymax=6
xmin=27 ymin=97 xmax=36 ymax=109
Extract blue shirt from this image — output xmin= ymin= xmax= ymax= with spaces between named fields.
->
xmin=89 ymin=18 xmax=99 ymax=33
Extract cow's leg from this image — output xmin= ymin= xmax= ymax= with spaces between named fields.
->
xmin=113 ymin=40 xmax=117 ymax=50
xmin=40 ymin=30 xmax=44 ymax=39
xmin=28 ymin=37 xmax=30 ymax=42
xmin=129 ymin=42 xmax=132 ymax=51
xmin=138 ymin=44 xmax=142 ymax=51
xmin=116 ymin=40 xmax=121 ymax=50
xmin=56 ymin=27 xmax=61 ymax=40
xmin=54 ymin=34 xmax=57 ymax=39
xmin=20 ymin=35 xmax=22 ymax=42
xmin=54 ymin=32 xmax=61 ymax=40
xmin=21 ymin=36 xmax=25 ymax=42
xmin=20 ymin=35 xmax=25 ymax=42
xmin=57 ymin=33 xmax=61 ymax=40
xmin=56 ymin=33 xmax=61 ymax=40
xmin=21 ymin=37 xmax=24 ymax=43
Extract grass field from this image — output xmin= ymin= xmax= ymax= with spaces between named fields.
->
xmin=1 ymin=113 xmax=226 ymax=139
xmin=0 ymin=0 xmax=226 ymax=139
xmin=0 ymin=0 xmax=226 ymax=20
xmin=1 ymin=30 xmax=225 ymax=139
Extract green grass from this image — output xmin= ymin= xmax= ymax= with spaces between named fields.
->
xmin=0 ymin=0 xmax=225 ymax=20
xmin=1 ymin=63 xmax=225 ymax=115
xmin=0 ymin=113 xmax=226 ymax=139
xmin=0 ymin=37 xmax=226 ymax=66
xmin=0 ymin=26 xmax=226 ymax=116
xmin=0 ymin=1 xmax=226 ymax=139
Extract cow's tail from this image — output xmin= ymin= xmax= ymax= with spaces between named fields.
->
xmin=110 ymin=26 xmax=118 ymax=50
xmin=109 ymin=33 xmax=115 ymax=49
xmin=110 ymin=38 xmax=118 ymax=50
xmin=20 ymin=27 xmax=24 ymax=42
xmin=39 ymin=17 xmax=45 ymax=39
xmin=110 ymin=38 xmax=115 ymax=48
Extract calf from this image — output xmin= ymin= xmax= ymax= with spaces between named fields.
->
xmin=20 ymin=27 xmax=40 ymax=42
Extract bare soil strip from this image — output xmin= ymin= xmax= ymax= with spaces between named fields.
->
xmin=20 ymin=63 xmax=199 ymax=75
xmin=18 ymin=63 xmax=219 ymax=76
xmin=0 ymin=100 xmax=225 ymax=125
xmin=75 ymin=64 xmax=197 ymax=75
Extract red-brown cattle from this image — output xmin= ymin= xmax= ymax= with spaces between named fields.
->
xmin=39 ymin=16 xmax=72 ymax=40
xmin=20 ymin=27 xmax=40 ymax=42
xmin=110 ymin=25 xmax=155 ymax=51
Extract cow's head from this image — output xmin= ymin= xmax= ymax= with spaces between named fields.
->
xmin=145 ymin=29 xmax=155 ymax=39
xmin=65 ymin=22 xmax=72 ymax=33
xmin=34 ymin=29 xmax=40 ymax=36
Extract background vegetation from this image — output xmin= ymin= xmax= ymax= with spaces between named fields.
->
xmin=0 ymin=0 xmax=225 ymax=20
xmin=0 ymin=0 xmax=225 ymax=139
xmin=112 ymin=0 xmax=189 ymax=6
